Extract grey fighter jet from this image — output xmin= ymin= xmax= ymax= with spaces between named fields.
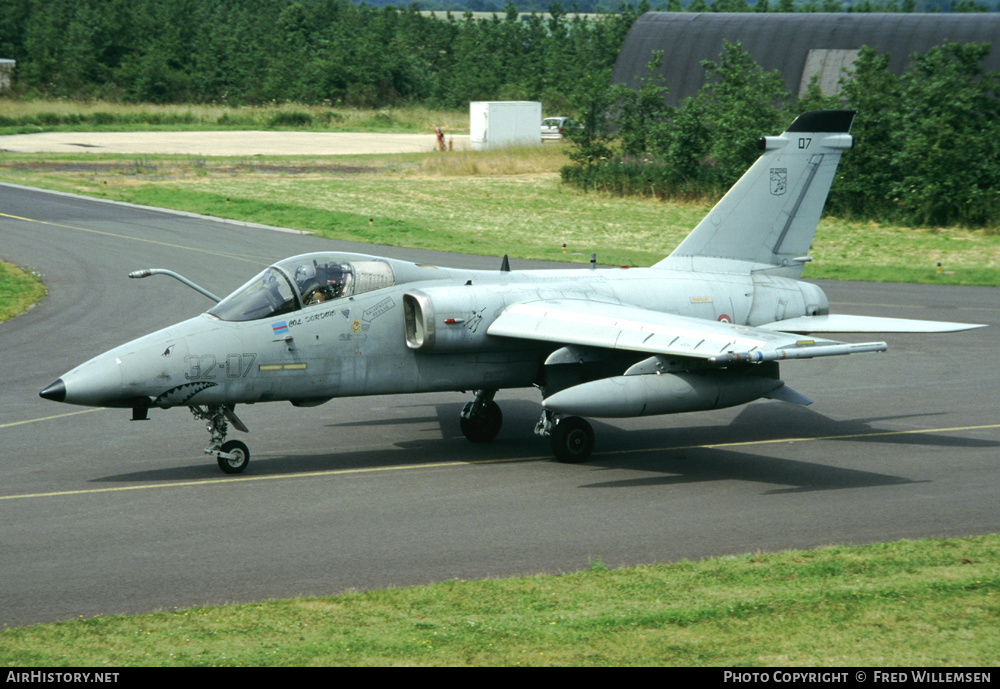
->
xmin=39 ymin=111 xmax=983 ymax=473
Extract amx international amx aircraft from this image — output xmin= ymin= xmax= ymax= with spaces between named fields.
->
xmin=40 ymin=111 xmax=983 ymax=473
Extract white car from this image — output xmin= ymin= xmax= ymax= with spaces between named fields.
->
xmin=541 ymin=117 xmax=576 ymax=140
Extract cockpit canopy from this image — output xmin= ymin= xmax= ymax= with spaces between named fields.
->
xmin=209 ymin=253 xmax=395 ymax=322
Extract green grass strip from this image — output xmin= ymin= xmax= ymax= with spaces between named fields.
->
xmin=1 ymin=535 xmax=996 ymax=666
xmin=0 ymin=262 xmax=46 ymax=323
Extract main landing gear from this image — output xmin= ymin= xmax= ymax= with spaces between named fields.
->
xmin=535 ymin=410 xmax=595 ymax=463
xmin=459 ymin=389 xmax=503 ymax=443
xmin=458 ymin=391 xmax=596 ymax=464
xmin=190 ymin=405 xmax=250 ymax=474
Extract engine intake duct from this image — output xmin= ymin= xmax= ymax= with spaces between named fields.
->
xmin=403 ymin=288 xmax=504 ymax=353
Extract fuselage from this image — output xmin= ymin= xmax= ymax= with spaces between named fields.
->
xmin=41 ymin=252 xmax=829 ymax=412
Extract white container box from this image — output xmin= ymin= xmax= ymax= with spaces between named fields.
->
xmin=469 ymin=101 xmax=542 ymax=151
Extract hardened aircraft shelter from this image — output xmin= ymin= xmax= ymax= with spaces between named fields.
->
xmin=611 ymin=12 xmax=1000 ymax=105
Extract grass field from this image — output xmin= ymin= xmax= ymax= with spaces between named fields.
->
xmin=0 ymin=261 xmax=46 ymax=322
xmin=1 ymin=535 xmax=996 ymax=666
xmin=2 ymin=147 xmax=998 ymax=286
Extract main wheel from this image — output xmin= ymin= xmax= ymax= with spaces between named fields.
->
xmin=460 ymin=400 xmax=503 ymax=443
xmin=218 ymin=439 xmax=250 ymax=474
xmin=550 ymin=416 xmax=594 ymax=463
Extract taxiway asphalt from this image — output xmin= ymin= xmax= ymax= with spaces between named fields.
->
xmin=2 ymin=183 xmax=998 ymax=628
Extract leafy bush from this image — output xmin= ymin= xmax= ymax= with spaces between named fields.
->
xmin=562 ymin=40 xmax=1000 ymax=229
xmin=267 ymin=111 xmax=315 ymax=128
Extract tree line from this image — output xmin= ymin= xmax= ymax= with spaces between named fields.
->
xmin=0 ymin=0 xmax=642 ymax=109
xmin=5 ymin=0 xmax=994 ymax=108
xmin=562 ymin=40 xmax=1000 ymax=228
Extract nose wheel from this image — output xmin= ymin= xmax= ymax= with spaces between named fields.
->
xmin=217 ymin=440 xmax=250 ymax=474
xmin=191 ymin=405 xmax=251 ymax=474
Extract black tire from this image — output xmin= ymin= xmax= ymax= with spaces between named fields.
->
xmin=218 ymin=439 xmax=250 ymax=474
xmin=460 ymin=400 xmax=503 ymax=443
xmin=550 ymin=416 xmax=594 ymax=463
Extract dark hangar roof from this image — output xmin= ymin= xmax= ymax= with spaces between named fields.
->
xmin=612 ymin=12 xmax=1000 ymax=106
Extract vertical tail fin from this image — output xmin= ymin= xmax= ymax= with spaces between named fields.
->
xmin=655 ymin=110 xmax=855 ymax=277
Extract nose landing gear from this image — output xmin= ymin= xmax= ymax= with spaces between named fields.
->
xmin=190 ymin=405 xmax=250 ymax=474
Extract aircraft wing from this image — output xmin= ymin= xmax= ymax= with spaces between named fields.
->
xmin=759 ymin=314 xmax=986 ymax=334
xmin=487 ymin=300 xmax=887 ymax=363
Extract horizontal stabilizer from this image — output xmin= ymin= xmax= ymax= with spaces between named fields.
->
xmin=760 ymin=314 xmax=986 ymax=334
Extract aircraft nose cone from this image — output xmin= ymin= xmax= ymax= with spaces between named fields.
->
xmin=40 ymin=354 xmax=126 ymax=407
xmin=39 ymin=378 xmax=67 ymax=402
